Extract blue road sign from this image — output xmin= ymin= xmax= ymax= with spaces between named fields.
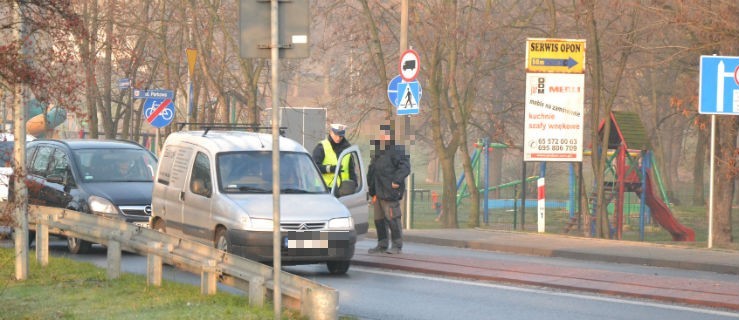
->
xmin=133 ymin=89 xmax=174 ymax=100
xmin=387 ymin=75 xmax=402 ymax=107
xmin=118 ymin=78 xmax=131 ymax=90
xmin=396 ymin=80 xmax=421 ymax=115
xmin=699 ymin=56 xmax=739 ymax=115
xmin=143 ymin=97 xmax=175 ymax=128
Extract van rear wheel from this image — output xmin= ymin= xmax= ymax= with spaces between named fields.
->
xmin=215 ymin=228 xmax=230 ymax=253
xmin=326 ymin=260 xmax=350 ymax=275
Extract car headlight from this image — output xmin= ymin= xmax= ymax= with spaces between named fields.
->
xmin=89 ymin=196 xmax=119 ymax=216
xmin=328 ymin=217 xmax=353 ymax=229
xmin=246 ymin=217 xmax=273 ymax=231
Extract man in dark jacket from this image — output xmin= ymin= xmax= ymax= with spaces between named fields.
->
xmin=367 ymin=125 xmax=410 ymax=254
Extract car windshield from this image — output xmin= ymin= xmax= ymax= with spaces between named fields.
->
xmin=218 ymin=151 xmax=326 ymax=194
xmin=74 ymin=148 xmax=158 ymax=182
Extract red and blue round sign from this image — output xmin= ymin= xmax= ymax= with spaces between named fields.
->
xmin=144 ymin=98 xmax=175 ymax=128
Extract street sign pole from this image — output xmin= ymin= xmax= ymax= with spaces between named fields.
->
xmin=269 ymin=1 xmax=282 ymax=317
xmin=708 ymin=115 xmax=715 ymax=248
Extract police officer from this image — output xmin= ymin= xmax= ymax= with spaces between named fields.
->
xmin=312 ymin=123 xmax=354 ymax=187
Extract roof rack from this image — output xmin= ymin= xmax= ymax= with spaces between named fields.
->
xmin=176 ymin=122 xmax=287 ymax=137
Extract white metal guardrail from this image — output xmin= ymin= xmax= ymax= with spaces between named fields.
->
xmin=18 ymin=204 xmax=338 ymax=320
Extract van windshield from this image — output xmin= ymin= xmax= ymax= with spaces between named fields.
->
xmin=218 ymin=151 xmax=327 ymax=194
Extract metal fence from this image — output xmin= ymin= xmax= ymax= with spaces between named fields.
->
xmin=24 ymin=204 xmax=338 ymax=320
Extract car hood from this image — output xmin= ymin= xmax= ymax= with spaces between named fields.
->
xmin=85 ymin=182 xmax=153 ymax=205
xmin=225 ymin=193 xmax=350 ymax=222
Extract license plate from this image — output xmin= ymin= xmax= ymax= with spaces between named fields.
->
xmin=287 ymin=231 xmax=329 ymax=249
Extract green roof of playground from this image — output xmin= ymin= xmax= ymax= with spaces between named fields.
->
xmin=601 ymin=111 xmax=652 ymax=151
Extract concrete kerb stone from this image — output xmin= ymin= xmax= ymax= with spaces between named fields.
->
xmin=369 ymin=228 xmax=739 ymax=275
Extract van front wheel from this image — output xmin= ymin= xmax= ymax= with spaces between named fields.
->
xmin=215 ymin=228 xmax=230 ymax=253
xmin=67 ymin=236 xmax=92 ymax=254
xmin=326 ymin=260 xmax=350 ymax=275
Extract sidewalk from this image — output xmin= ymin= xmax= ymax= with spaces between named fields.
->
xmin=352 ymin=228 xmax=739 ymax=311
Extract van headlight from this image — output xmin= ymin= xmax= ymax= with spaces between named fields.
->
xmin=89 ymin=196 xmax=119 ymax=216
xmin=242 ymin=217 xmax=273 ymax=231
xmin=328 ymin=217 xmax=353 ymax=230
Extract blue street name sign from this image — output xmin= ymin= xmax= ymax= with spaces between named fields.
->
xmin=118 ymin=78 xmax=131 ymax=90
xmin=699 ymin=55 xmax=739 ymax=115
xmin=133 ymin=89 xmax=174 ymax=100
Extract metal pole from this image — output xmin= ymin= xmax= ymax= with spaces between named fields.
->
xmin=708 ymin=115 xmax=715 ymax=248
xmin=483 ymin=139 xmax=490 ymax=224
xmin=270 ymin=0 xmax=282 ymax=317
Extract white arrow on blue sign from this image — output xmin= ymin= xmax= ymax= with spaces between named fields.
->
xmin=699 ymin=55 xmax=739 ymax=115
xmin=387 ymin=75 xmax=403 ymax=107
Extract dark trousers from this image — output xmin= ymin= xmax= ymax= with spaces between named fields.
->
xmin=373 ymin=199 xmax=403 ymax=249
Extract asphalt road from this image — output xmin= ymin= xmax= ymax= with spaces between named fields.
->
xmin=22 ymin=237 xmax=739 ymax=320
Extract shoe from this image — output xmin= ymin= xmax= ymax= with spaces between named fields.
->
xmin=385 ymin=247 xmax=401 ymax=254
xmin=368 ymin=246 xmax=388 ymax=254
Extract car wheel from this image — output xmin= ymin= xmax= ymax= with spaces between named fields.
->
xmin=152 ymin=219 xmax=166 ymax=233
xmin=28 ymin=230 xmax=36 ymax=247
xmin=326 ymin=260 xmax=350 ymax=275
xmin=67 ymin=236 xmax=92 ymax=254
xmin=215 ymin=228 xmax=230 ymax=253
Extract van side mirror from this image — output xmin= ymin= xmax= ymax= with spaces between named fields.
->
xmin=337 ymin=180 xmax=357 ymax=197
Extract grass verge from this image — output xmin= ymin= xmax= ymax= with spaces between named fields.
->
xmin=0 ymin=247 xmax=303 ymax=320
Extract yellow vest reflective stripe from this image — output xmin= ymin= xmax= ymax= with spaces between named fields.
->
xmin=320 ymin=139 xmax=350 ymax=186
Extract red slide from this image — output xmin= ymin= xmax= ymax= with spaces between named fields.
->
xmin=641 ymin=170 xmax=695 ymax=241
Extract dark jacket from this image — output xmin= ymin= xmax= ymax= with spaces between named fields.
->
xmin=367 ymin=143 xmax=410 ymax=201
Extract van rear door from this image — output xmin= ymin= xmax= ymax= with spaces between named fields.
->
xmin=154 ymin=144 xmax=194 ymax=237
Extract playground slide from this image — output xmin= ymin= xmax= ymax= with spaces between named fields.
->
xmin=641 ymin=169 xmax=695 ymax=241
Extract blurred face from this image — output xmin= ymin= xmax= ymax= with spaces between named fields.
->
xmin=117 ymin=161 xmax=128 ymax=174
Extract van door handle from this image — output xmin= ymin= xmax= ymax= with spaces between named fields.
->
xmin=179 ymin=191 xmax=185 ymax=201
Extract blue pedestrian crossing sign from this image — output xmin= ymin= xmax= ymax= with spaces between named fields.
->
xmin=699 ymin=55 xmax=739 ymax=115
xmin=395 ymin=80 xmax=421 ymax=115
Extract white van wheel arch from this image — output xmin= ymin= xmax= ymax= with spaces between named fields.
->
xmin=152 ymin=218 xmax=166 ymax=233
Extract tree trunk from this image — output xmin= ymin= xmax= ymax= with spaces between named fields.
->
xmin=712 ymin=117 xmax=737 ymax=246
xmin=439 ymin=153 xmax=458 ymax=228
xmin=101 ymin=0 xmax=115 ymax=138
xmin=692 ymin=124 xmax=708 ymax=205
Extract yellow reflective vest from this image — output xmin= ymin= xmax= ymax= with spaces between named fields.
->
xmin=320 ymin=139 xmax=351 ymax=186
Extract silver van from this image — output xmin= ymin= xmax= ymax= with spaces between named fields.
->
xmin=150 ymin=129 xmax=368 ymax=274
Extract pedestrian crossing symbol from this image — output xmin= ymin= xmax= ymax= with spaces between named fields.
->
xmin=395 ymin=80 xmax=421 ymax=115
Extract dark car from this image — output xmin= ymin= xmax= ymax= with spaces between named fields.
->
xmin=25 ymin=139 xmax=157 ymax=253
